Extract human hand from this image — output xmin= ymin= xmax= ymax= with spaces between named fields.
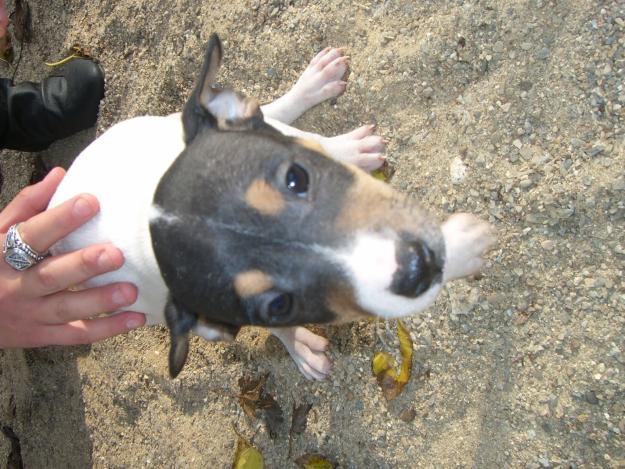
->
xmin=0 ymin=0 xmax=7 ymax=38
xmin=0 ymin=167 xmax=145 ymax=348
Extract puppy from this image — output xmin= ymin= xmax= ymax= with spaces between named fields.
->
xmin=49 ymin=35 xmax=493 ymax=380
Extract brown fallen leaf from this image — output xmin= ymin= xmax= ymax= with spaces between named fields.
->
xmin=237 ymin=373 xmax=284 ymax=439
xmin=262 ymin=400 xmax=284 ymax=439
xmin=232 ymin=435 xmax=264 ymax=469
xmin=238 ymin=374 xmax=269 ymax=419
xmin=0 ymin=33 xmax=13 ymax=63
xmin=13 ymin=0 xmax=32 ymax=43
xmin=288 ymin=402 xmax=312 ymax=456
xmin=372 ymin=320 xmax=413 ymax=401
xmin=295 ymin=453 xmax=336 ymax=469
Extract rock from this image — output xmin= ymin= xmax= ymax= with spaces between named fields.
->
xmin=519 ymin=80 xmax=533 ymax=91
xmin=519 ymin=146 xmax=533 ymax=159
xmin=520 ymin=178 xmax=533 ymax=189
xmin=538 ymin=457 xmax=552 ymax=468
xmin=422 ymin=87 xmax=434 ymax=99
xmin=493 ymin=41 xmax=504 ymax=53
xmin=570 ymin=138 xmax=584 ymax=148
xmin=585 ymin=390 xmax=599 ymax=405
xmin=450 ymin=156 xmax=468 ymax=184
xmin=399 ymin=407 xmax=416 ymax=423
xmin=613 ymin=179 xmax=625 ymax=191
xmin=588 ymin=145 xmax=605 ymax=157
xmin=513 ymin=139 xmax=523 ymax=149
xmin=521 ymin=42 xmax=532 ymax=51
xmin=536 ymin=47 xmax=550 ymax=60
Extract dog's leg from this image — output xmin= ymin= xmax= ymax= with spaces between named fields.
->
xmin=269 ymin=326 xmax=332 ymax=381
xmin=266 ymin=117 xmax=387 ymax=172
xmin=261 ymin=47 xmax=348 ymax=124
xmin=260 ymin=47 xmax=386 ymax=171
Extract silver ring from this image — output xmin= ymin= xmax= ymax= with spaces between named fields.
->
xmin=3 ymin=223 xmax=48 ymax=271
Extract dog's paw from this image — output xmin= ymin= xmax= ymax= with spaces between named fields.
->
xmin=270 ymin=326 xmax=332 ymax=381
xmin=292 ymin=47 xmax=349 ymax=108
xmin=442 ymin=213 xmax=495 ymax=282
xmin=322 ymin=124 xmax=388 ymax=171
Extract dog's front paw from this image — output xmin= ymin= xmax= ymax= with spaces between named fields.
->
xmin=442 ymin=213 xmax=495 ymax=282
xmin=270 ymin=326 xmax=332 ymax=381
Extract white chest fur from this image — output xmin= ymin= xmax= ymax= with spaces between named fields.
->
xmin=48 ymin=114 xmax=186 ymax=325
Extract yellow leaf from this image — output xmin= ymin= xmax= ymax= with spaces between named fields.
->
xmin=372 ymin=320 xmax=413 ymax=400
xmin=371 ymin=168 xmax=387 ymax=181
xmin=396 ymin=320 xmax=413 ymax=384
xmin=232 ymin=437 xmax=264 ymax=469
xmin=295 ymin=453 xmax=336 ymax=469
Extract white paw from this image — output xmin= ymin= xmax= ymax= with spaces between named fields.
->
xmin=270 ymin=326 xmax=332 ymax=381
xmin=291 ymin=47 xmax=349 ymax=109
xmin=321 ymin=124 xmax=388 ymax=171
xmin=442 ymin=214 xmax=495 ymax=282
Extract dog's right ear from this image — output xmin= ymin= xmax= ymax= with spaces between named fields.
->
xmin=182 ymin=33 xmax=263 ymax=143
xmin=182 ymin=33 xmax=223 ymax=143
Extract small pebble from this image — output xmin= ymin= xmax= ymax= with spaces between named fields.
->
xmin=536 ymin=47 xmax=550 ymax=60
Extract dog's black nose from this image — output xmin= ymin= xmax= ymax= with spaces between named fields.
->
xmin=390 ymin=239 xmax=442 ymax=298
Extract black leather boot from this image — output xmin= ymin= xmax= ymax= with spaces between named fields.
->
xmin=0 ymin=58 xmax=104 ymax=152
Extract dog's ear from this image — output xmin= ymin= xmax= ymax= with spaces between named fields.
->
xmin=164 ymin=297 xmax=198 ymax=378
xmin=182 ymin=33 xmax=263 ymax=143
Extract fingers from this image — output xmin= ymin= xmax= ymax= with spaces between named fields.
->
xmin=24 ymin=244 xmax=125 ymax=297
xmin=18 ymin=193 xmax=99 ymax=254
xmin=41 ymin=311 xmax=146 ymax=346
xmin=37 ymin=282 xmax=138 ymax=325
xmin=0 ymin=167 xmax=66 ymax=231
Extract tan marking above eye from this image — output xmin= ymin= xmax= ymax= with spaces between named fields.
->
xmin=245 ymin=179 xmax=286 ymax=215
xmin=234 ymin=269 xmax=274 ymax=298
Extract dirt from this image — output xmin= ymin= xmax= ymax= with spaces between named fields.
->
xmin=1 ymin=0 xmax=624 ymax=468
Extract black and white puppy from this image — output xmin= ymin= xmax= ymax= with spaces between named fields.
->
xmin=49 ymin=35 xmax=493 ymax=380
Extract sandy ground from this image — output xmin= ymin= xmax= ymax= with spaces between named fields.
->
xmin=0 ymin=0 xmax=624 ymax=467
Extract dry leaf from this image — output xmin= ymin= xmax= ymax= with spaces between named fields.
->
xmin=13 ymin=0 xmax=32 ymax=43
xmin=262 ymin=402 xmax=284 ymax=439
xmin=290 ymin=402 xmax=312 ymax=436
xmin=237 ymin=373 xmax=284 ymax=439
xmin=295 ymin=454 xmax=336 ymax=469
xmin=371 ymin=159 xmax=394 ymax=182
xmin=45 ymin=44 xmax=94 ymax=68
xmin=232 ymin=436 xmax=264 ymax=469
xmin=288 ymin=402 xmax=312 ymax=456
xmin=0 ymin=34 xmax=13 ymax=63
xmin=372 ymin=320 xmax=413 ymax=400
xmin=238 ymin=374 xmax=269 ymax=419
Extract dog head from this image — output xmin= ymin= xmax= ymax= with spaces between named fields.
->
xmin=150 ymin=35 xmax=459 ymax=377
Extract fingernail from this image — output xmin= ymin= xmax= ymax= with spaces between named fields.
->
xmin=73 ymin=198 xmax=94 ymax=218
xmin=98 ymin=250 xmax=113 ymax=270
xmin=126 ymin=318 xmax=142 ymax=330
xmin=112 ymin=287 xmax=129 ymax=306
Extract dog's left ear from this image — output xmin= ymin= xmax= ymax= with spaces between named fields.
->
xmin=164 ymin=297 xmax=198 ymax=378
xmin=182 ymin=33 xmax=263 ymax=143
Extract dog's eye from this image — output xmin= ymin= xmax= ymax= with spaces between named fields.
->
xmin=285 ymin=163 xmax=309 ymax=196
xmin=267 ymin=293 xmax=293 ymax=317
xmin=262 ymin=292 xmax=293 ymax=321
